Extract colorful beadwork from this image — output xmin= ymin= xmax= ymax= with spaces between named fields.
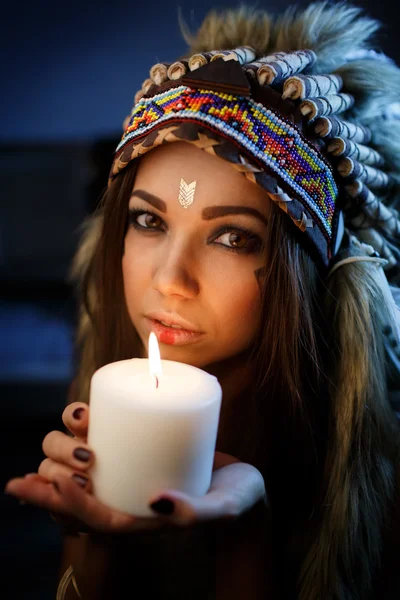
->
xmin=117 ymin=86 xmax=338 ymax=237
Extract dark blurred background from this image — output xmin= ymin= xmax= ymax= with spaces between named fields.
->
xmin=1 ymin=0 xmax=398 ymax=598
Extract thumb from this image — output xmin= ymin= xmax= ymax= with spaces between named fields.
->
xmin=148 ymin=462 xmax=266 ymax=526
xmin=148 ymin=487 xmax=235 ymax=526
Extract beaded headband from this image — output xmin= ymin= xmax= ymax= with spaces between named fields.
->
xmin=110 ymin=44 xmax=399 ymax=271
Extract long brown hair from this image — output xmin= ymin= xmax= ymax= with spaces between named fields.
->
xmin=71 ymin=161 xmax=141 ymax=403
xmin=70 ymin=161 xmax=399 ymax=599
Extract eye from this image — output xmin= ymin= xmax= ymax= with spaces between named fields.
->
xmin=217 ymin=231 xmax=248 ymax=248
xmin=136 ymin=212 xmax=163 ymax=229
xmin=128 ymin=209 xmax=165 ymax=231
xmin=213 ymin=228 xmax=263 ymax=254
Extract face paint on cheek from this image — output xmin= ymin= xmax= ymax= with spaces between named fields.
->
xmin=254 ymin=266 xmax=267 ymax=291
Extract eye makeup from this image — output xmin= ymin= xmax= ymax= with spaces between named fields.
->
xmin=209 ymin=226 xmax=264 ymax=255
xmin=127 ymin=207 xmax=264 ymax=255
xmin=128 ymin=208 xmax=166 ymax=231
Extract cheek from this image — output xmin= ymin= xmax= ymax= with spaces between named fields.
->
xmin=121 ymin=245 xmax=148 ymax=312
xmin=212 ymin=267 xmax=262 ymax=342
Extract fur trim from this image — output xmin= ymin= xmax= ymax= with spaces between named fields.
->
xmin=180 ymin=5 xmax=273 ymax=57
xmin=181 ymin=2 xmax=379 ymax=72
xmin=180 ymin=1 xmax=400 ymax=233
xmin=272 ymin=2 xmax=379 ymax=72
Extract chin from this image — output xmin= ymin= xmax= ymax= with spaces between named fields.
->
xmin=157 ymin=347 xmax=204 ymax=367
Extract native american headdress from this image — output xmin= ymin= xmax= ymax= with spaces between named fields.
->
xmin=109 ymin=1 xmax=400 ymax=279
xmin=68 ymin=8 xmax=400 ymax=600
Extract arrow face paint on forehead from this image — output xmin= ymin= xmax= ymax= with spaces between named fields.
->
xmin=179 ymin=178 xmax=197 ymax=208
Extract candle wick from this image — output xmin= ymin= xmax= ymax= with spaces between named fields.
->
xmin=155 ymin=375 xmax=159 ymax=389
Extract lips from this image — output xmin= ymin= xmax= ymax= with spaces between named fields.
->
xmin=144 ymin=313 xmax=203 ymax=346
xmin=146 ymin=312 xmax=200 ymax=332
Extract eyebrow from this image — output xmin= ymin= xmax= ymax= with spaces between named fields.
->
xmin=202 ymin=205 xmax=268 ymax=227
xmin=130 ymin=189 xmax=268 ymax=226
xmin=130 ymin=190 xmax=167 ymax=212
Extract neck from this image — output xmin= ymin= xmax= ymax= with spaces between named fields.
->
xmin=208 ymin=356 xmax=253 ymax=402
xmin=205 ymin=351 xmax=256 ymax=458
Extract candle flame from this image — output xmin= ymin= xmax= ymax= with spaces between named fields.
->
xmin=149 ymin=332 xmax=162 ymax=385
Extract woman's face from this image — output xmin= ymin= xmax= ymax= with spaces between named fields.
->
xmin=122 ymin=142 xmax=270 ymax=370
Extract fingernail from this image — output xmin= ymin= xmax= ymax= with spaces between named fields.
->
xmin=73 ymin=447 xmax=91 ymax=462
xmin=150 ymin=498 xmax=175 ymax=515
xmin=71 ymin=474 xmax=88 ymax=489
xmin=72 ymin=407 xmax=85 ymax=420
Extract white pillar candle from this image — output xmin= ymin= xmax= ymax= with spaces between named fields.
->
xmin=88 ymin=334 xmax=222 ymax=517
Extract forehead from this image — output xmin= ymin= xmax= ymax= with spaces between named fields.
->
xmin=131 ymin=141 xmax=270 ymax=213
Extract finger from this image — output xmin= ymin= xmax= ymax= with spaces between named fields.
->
xmin=24 ymin=473 xmax=49 ymax=483
xmin=42 ymin=430 xmax=94 ymax=472
xmin=62 ymin=402 xmax=89 ymax=440
xmin=6 ymin=475 xmax=175 ymax=533
xmin=38 ymin=458 xmax=91 ymax=492
xmin=149 ymin=463 xmax=266 ymax=526
xmin=5 ymin=476 xmax=97 ymax=529
xmin=5 ymin=477 xmax=70 ymax=515
xmin=148 ymin=488 xmax=235 ymax=526
xmin=6 ymin=474 xmax=84 ymax=527
xmin=52 ymin=476 xmax=163 ymax=532
xmin=23 ymin=472 xmax=91 ymax=531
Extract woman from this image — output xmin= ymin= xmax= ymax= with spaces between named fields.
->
xmin=6 ymin=3 xmax=400 ymax=598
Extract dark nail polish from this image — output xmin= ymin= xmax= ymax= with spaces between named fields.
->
xmin=72 ymin=407 xmax=84 ymax=420
xmin=71 ymin=474 xmax=88 ymax=489
xmin=150 ymin=498 xmax=175 ymax=515
xmin=73 ymin=448 xmax=91 ymax=462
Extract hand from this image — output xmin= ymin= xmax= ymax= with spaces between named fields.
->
xmin=5 ymin=402 xmax=266 ymax=532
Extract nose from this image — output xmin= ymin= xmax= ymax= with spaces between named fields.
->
xmin=152 ymin=239 xmax=200 ymax=299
